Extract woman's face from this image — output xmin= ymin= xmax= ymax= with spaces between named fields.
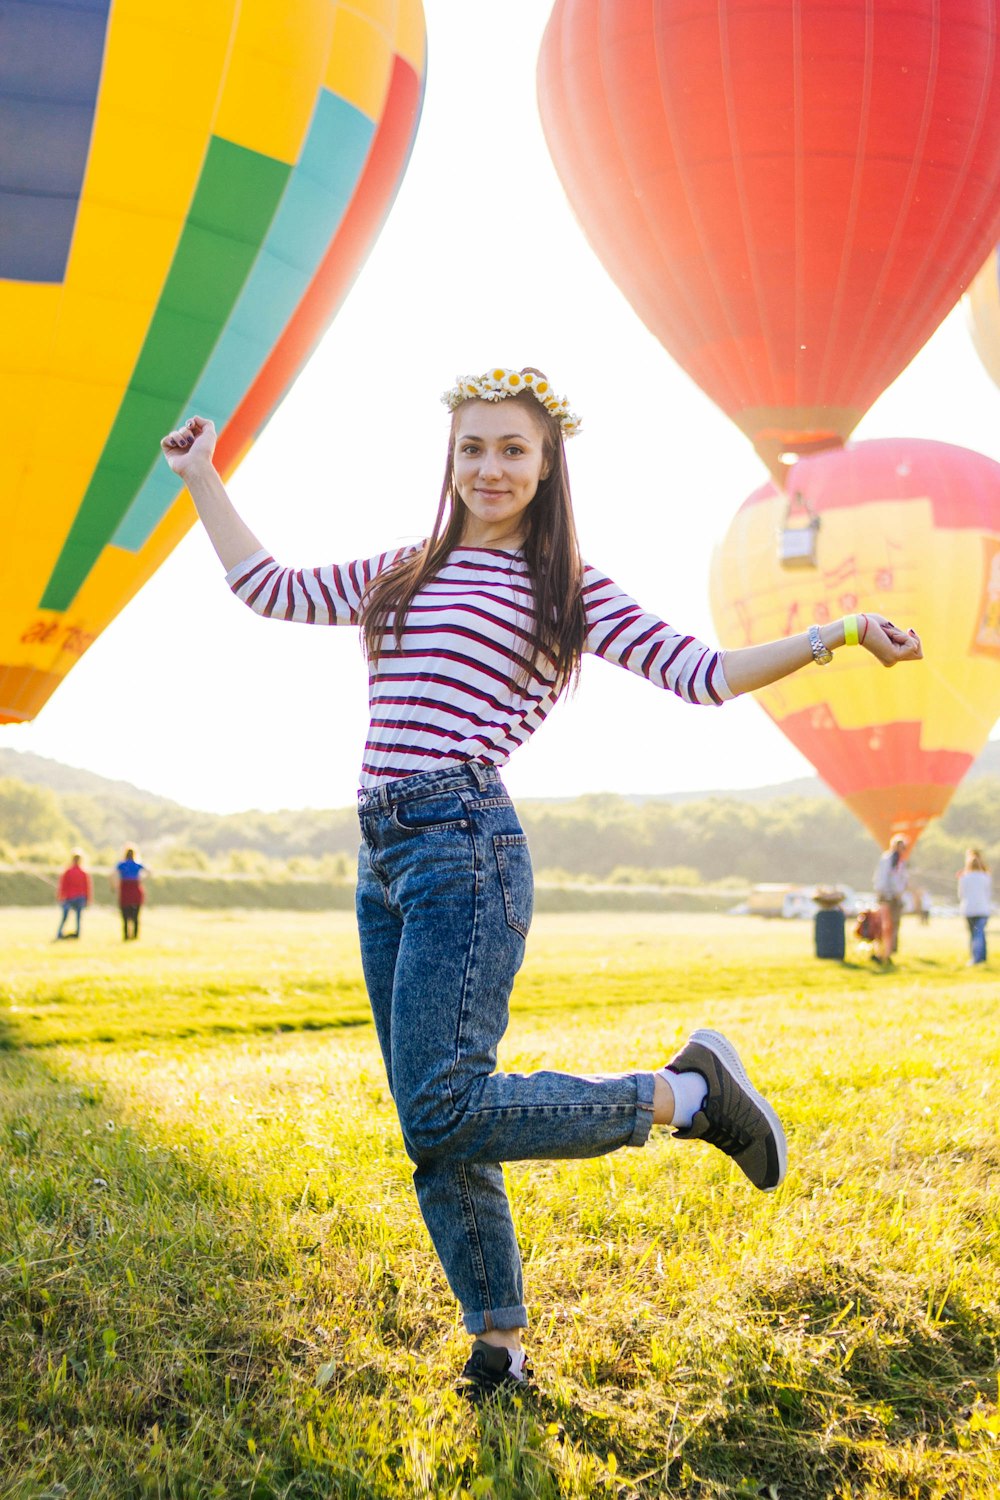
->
xmin=452 ymin=399 xmax=549 ymax=548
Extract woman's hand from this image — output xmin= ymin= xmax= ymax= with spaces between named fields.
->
xmin=161 ymin=415 xmax=217 ymax=475
xmin=859 ymin=613 xmax=923 ymax=668
xmin=159 ymin=415 xmax=262 ymax=570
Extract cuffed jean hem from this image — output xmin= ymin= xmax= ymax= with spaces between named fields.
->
xmin=464 ymin=1302 xmax=529 ymax=1336
xmin=628 ymin=1071 xmax=657 ymax=1147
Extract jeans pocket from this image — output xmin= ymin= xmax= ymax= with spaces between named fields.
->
xmin=493 ymin=834 xmax=533 ymax=937
xmin=391 ymin=791 xmax=469 ymax=833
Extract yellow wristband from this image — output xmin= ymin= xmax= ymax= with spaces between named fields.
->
xmin=843 ymin=614 xmax=860 ymax=647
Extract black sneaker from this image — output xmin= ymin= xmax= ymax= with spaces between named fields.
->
xmin=665 ymin=1028 xmax=787 ymax=1191
xmin=458 ymin=1340 xmax=534 ymax=1402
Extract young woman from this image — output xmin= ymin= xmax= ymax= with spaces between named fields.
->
xmin=958 ymin=848 xmax=991 ymax=965
xmin=161 ymin=367 xmax=922 ymax=1397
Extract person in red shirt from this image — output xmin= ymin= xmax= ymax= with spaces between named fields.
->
xmin=56 ymin=851 xmax=93 ymax=940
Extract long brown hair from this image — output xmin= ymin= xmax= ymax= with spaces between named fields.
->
xmin=360 ymin=385 xmax=588 ymax=695
xmin=966 ymin=848 xmax=989 ymax=873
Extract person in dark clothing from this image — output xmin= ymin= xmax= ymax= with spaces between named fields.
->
xmin=112 ymin=846 xmax=147 ymax=940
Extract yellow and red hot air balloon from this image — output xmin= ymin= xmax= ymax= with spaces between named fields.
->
xmin=710 ymin=439 xmax=1000 ymax=849
xmin=538 ymin=0 xmax=1000 ymax=483
xmin=0 ymin=0 xmax=426 ymax=725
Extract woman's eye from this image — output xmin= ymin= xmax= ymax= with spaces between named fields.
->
xmin=505 ymin=446 xmax=524 ymax=457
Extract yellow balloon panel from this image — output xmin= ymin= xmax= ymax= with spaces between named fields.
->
xmin=0 ymin=0 xmax=426 ymax=722
xmin=2 ymin=0 xmax=242 ymax=633
xmin=713 ymin=498 xmax=996 ymax=750
xmin=212 ymin=0 xmax=333 ymax=161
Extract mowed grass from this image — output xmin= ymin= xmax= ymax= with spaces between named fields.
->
xmin=1 ymin=907 xmax=998 ymax=1499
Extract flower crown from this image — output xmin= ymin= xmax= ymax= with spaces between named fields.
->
xmin=441 ymin=367 xmax=582 ymax=438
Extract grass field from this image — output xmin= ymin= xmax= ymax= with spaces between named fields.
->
xmin=1 ymin=907 xmax=998 ymax=1499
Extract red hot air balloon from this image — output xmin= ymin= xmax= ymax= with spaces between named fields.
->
xmin=710 ymin=438 xmax=1000 ymax=849
xmin=539 ymin=0 xmax=1000 ymax=482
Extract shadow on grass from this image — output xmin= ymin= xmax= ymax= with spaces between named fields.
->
xmin=468 ymin=1265 xmax=999 ymax=1499
xmin=0 ymin=1044 xmax=345 ymax=1495
xmin=0 ymin=990 xmax=373 ymax=1053
xmin=2 ymin=1042 xmax=998 ymax=1498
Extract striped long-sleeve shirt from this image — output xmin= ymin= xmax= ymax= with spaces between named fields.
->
xmin=226 ymin=545 xmax=733 ymax=786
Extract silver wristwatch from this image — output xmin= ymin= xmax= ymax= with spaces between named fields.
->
xmin=808 ymin=623 xmax=833 ymax=665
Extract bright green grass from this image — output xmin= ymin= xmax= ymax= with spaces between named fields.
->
xmin=1 ymin=908 xmax=998 ymax=1499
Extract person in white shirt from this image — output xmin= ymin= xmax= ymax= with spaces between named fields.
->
xmin=873 ymin=835 xmax=909 ymax=963
xmin=958 ymin=849 xmax=991 ymax=966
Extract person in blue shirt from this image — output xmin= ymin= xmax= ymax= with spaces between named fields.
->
xmin=111 ymin=847 xmax=147 ymax=940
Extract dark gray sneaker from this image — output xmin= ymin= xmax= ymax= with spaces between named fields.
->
xmin=665 ymin=1029 xmax=787 ymax=1191
xmin=458 ymin=1340 xmax=534 ymax=1402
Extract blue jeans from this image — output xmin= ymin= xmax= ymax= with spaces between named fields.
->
xmin=356 ymin=761 xmax=655 ymax=1334
xmin=967 ymin=915 xmax=987 ymax=964
xmin=57 ymin=897 xmax=86 ymax=937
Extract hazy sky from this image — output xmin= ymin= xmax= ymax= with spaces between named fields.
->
xmin=3 ymin=0 xmax=1000 ymax=813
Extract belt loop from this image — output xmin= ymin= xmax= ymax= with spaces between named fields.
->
xmin=468 ymin=759 xmax=488 ymax=790
xmin=378 ymin=783 xmax=390 ymax=811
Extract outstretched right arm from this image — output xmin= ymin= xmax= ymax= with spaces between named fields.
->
xmin=161 ymin=416 xmax=263 ymax=572
xmin=161 ymin=414 xmax=407 ymax=626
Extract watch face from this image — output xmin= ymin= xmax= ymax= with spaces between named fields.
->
xmin=809 ymin=625 xmax=832 ymax=663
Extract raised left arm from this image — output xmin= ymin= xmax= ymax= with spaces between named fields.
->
xmin=721 ymin=613 xmax=922 ymax=696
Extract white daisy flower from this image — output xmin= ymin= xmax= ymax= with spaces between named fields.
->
xmin=439 ymin=369 xmax=581 ymax=436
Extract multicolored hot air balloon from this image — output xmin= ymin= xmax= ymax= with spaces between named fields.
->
xmin=709 ymin=439 xmax=1000 ymax=848
xmin=0 ymin=0 xmax=426 ymax=724
xmin=538 ymin=0 xmax=1000 ymax=481
xmin=966 ymin=248 xmax=1000 ymax=392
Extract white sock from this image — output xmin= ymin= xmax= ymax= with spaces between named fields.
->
xmin=506 ymin=1348 xmax=528 ymax=1380
xmin=658 ymin=1067 xmax=708 ymax=1129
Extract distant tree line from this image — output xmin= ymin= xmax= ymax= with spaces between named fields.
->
xmin=1 ymin=771 xmax=996 ymax=898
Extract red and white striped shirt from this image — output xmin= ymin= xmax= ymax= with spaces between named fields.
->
xmin=226 ymin=546 xmax=733 ymax=786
